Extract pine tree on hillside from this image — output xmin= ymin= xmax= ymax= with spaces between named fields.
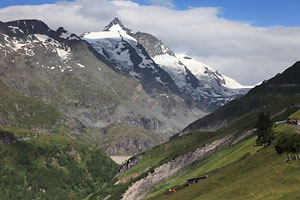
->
xmin=255 ymin=112 xmax=275 ymax=147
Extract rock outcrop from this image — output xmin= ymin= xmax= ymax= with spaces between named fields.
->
xmin=117 ymin=155 xmax=143 ymax=176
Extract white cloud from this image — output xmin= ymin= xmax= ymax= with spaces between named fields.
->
xmin=0 ymin=0 xmax=299 ymax=85
xmin=148 ymin=0 xmax=175 ymax=8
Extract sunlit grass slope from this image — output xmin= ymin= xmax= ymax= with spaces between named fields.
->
xmin=147 ymin=126 xmax=300 ymax=200
xmin=290 ymin=109 xmax=300 ymax=119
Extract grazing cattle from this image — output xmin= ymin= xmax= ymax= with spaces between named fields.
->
xmin=168 ymin=189 xmax=176 ymax=194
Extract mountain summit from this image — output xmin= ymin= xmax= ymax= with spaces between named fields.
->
xmin=104 ymin=17 xmax=125 ymax=30
xmin=103 ymin=17 xmax=133 ymax=36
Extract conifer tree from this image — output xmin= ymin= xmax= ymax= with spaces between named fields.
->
xmin=255 ymin=112 xmax=274 ymax=146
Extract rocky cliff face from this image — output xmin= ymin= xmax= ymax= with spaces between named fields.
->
xmin=117 ymin=155 xmax=143 ymax=176
xmin=134 ymin=31 xmax=175 ymax=58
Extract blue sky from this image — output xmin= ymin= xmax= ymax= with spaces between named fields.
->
xmin=1 ymin=0 xmax=299 ymax=27
xmin=170 ymin=0 xmax=300 ymax=27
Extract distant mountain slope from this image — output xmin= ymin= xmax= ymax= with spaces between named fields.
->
xmin=0 ymin=79 xmax=84 ymax=136
xmin=184 ymin=61 xmax=300 ymax=132
xmin=268 ymin=61 xmax=300 ymax=85
xmin=96 ymin=123 xmax=167 ymax=156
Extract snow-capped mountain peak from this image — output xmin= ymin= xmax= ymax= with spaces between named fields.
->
xmin=83 ymin=18 xmax=252 ymax=111
xmin=83 ymin=19 xmax=136 ymax=43
xmin=82 ymin=18 xmax=172 ymax=82
xmin=101 ymin=17 xmax=135 ymax=41
xmin=104 ymin=17 xmax=126 ymax=31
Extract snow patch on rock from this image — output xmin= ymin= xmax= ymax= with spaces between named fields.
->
xmin=76 ymin=62 xmax=85 ymax=68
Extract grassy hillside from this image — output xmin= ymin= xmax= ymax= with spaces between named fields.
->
xmin=151 ymin=145 xmax=300 ymax=200
xmin=268 ymin=61 xmax=300 ymax=85
xmin=0 ymin=80 xmax=63 ymax=131
xmin=290 ymin=109 xmax=300 ymax=119
xmin=145 ymin=136 xmax=260 ymax=199
xmin=146 ymin=125 xmax=300 ymax=200
xmin=0 ymin=127 xmax=119 ymax=200
xmin=272 ymin=107 xmax=299 ymax=122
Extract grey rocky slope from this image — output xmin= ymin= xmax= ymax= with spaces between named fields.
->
xmin=96 ymin=123 xmax=167 ymax=156
xmin=0 ymin=19 xmax=206 ymax=155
